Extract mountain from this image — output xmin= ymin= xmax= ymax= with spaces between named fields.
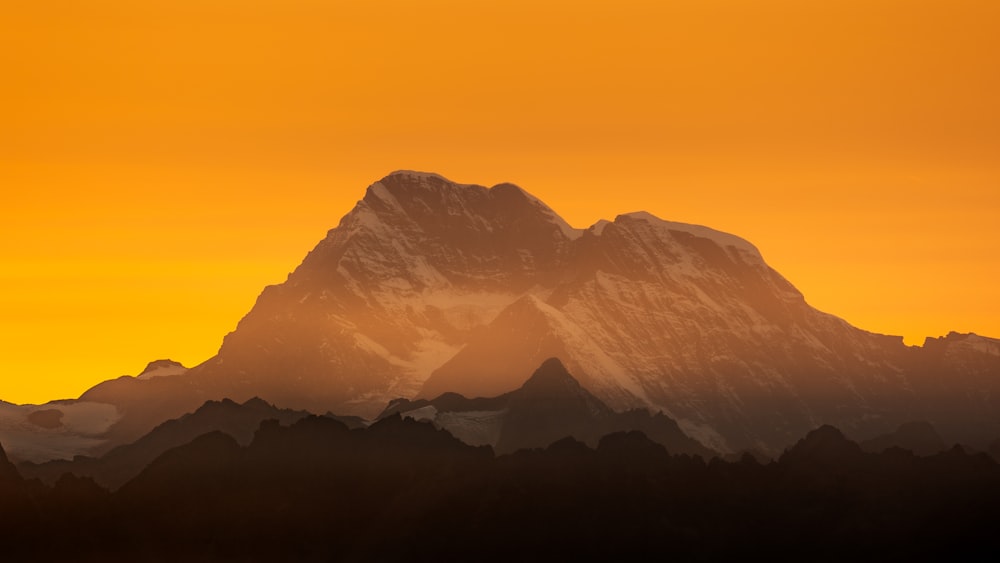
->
xmin=859 ymin=421 xmax=948 ymax=456
xmin=381 ymin=358 xmax=715 ymax=457
xmin=16 ymin=422 xmax=998 ymax=561
xmin=42 ymin=171 xmax=1000 ymax=456
xmin=17 ymin=397 xmax=315 ymax=490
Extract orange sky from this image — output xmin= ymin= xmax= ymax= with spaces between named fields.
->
xmin=2 ymin=1 xmax=998 ymax=404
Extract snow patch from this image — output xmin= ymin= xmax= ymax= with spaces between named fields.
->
xmin=0 ymin=401 xmax=121 ymax=463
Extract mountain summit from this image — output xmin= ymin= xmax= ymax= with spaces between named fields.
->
xmin=41 ymin=172 xmax=1000 ymax=455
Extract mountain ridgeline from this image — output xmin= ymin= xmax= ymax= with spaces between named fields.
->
xmin=1 ymin=417 xmax=998 ymax=560
xmin=17 ymin=171 xmax=1000 ymax=457
xmin=17 ymin=360 xmax=714 ymax=487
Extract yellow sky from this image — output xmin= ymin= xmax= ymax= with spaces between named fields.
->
xmin=2 ymin=1 xmax=998 ymax=404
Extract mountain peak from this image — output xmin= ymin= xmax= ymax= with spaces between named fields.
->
xmin=516 ymin=358 xmax=602 ymax=403
xmin=514 ymin=358 xmax=609 ymax=416
xmin=522 ymin=358 xmax=575 ymax=387
xmin=137 ymin=360 xmax=187 ymax=381
xmin=368 ymin=170 xmax=487 ymax=204
xmin=383 ymin=170 xmax=453 ymax=183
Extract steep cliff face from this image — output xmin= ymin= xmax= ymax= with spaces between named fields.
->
xmin=40 ymin=172 xmax=1000 ymax=455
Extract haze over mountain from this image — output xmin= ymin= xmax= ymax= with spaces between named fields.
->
xmin=4 ymin=171 xmax=999 ymax=458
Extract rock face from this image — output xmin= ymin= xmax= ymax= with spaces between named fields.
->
xmin=52 ymin=172 xmax=1000 ymax=454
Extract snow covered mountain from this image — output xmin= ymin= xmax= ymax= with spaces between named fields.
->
xmin=37 ymin=171 xmax=1000 ymax=455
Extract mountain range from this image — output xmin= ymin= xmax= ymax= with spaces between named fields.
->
xmin=2 ymin=416 xmax=998 ymax=561
xmin=16 ymin=359 xmax=713 ymax=487
xmin=2 ymin=170 xmax=999 ymax=459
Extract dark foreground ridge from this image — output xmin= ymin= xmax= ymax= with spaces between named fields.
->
xmin=1 ymin=417 xmax=998 ymax=561
xmin=17 ymin=397 xmax=319 ymax=490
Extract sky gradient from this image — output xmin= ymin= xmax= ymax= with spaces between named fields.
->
xmin=2 ymin=0 xmax=998 ymax=404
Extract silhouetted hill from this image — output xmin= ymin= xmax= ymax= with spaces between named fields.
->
xmin=379 ymin=358 xmax=715 ymax=457
xmin=3 ymin=422 xmax=1000 ymax=560
xmin=0 ymin=441 xmax=40 ymax=557
xmin=19 ymin=397 xmax=314 ymax=490
xmin=781 ymin=425 xmax=865 ymax=465
xmin=860 ymin=420 xmax=948 ymax=456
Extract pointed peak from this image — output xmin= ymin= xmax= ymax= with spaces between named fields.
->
xmin=514 ymin=358 xmax=609 ymax=409
xmin=523 ymin=358 xmax=575 ymax=385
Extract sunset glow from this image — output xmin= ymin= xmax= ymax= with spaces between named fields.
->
xmin=2 ymin=0 xmax=998 ymax=403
